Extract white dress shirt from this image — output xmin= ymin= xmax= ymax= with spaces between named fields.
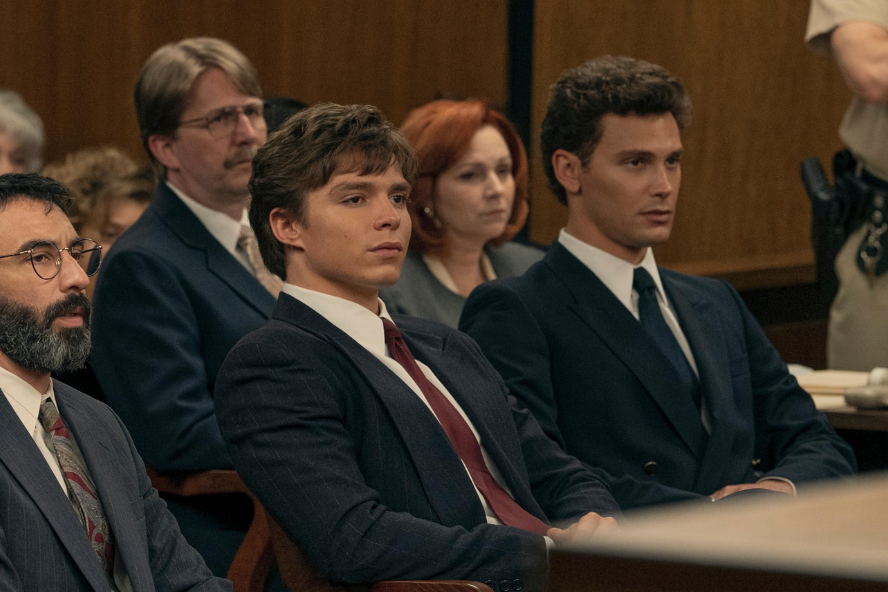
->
xmin=0 ymin=367 xmax=132 ymax=591
xmin=282 ymin=283 xmax=516 ymax=526
xmin=166 ymin=181 xmax=254 ymax=272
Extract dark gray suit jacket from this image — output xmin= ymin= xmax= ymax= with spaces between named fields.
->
xmin=461 ymin=243 xmax=856 ymax=509
xmin=0 ymin=380 xmax=229 ymax=591
xmin=215 ymin=294 xmax=619 ymax=592
xmin=380 ymin=242 xmax=544 ymax=328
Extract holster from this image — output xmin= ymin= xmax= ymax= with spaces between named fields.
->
xmin=802 ymin=150 xmax=872 ymax=300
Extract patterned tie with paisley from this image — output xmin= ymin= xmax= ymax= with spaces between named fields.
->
xmin=39 ymin=397 xmax=116 ymax=584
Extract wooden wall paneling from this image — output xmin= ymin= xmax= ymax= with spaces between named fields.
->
xmin=266 ymin=0 xmax=508 ymax=123
xmin=0 ymin=2 xmax=61 ymax=161
xmin=2 ymin=0 xmax=508 ymax=166
xmin=530 ymin=0 xmax=851 ymax=285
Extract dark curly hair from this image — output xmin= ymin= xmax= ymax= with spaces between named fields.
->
xmin=0 ymin=172 xmax=72 ymax=214
xmin=541 ymin=56 xmax=692 ymax=205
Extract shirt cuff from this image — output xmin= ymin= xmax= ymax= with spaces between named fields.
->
xmin=757 ymin=476 xmax=797 ymax=496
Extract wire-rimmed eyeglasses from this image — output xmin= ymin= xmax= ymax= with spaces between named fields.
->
xmin=178 ymin=102 xmax=266 ymax=139
xmin=0 ymin=238 xmax=102 ymax=280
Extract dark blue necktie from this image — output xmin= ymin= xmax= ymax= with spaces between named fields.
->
xmin=633 ymin=267 xmax=702 ymax=410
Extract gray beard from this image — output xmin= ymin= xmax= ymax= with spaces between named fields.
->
xmin=0 ymin=293 xmax=92 ymax=375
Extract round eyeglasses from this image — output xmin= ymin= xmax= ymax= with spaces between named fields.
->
xmin=0 ymin=238 xmax=102 ymax=280
xmin=178 ymin=102 xmax=266 ymax=139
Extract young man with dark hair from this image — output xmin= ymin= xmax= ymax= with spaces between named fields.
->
xmin=460 ymin=56 xmax=856 ymax=509
xmin=215 ymin=103 xmax=620 ymax=592
xmin=0 ymin=173 xmax=228 ymax=591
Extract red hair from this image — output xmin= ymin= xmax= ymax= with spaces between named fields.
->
xmin=400 ymin=100 xmax=529 ymax=254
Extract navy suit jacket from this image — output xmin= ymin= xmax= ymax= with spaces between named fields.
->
xmin=215 ymin=294 xmax=619 ymax=592
xmin=91 ymin=184 xmax=275 ymax=471
xmin=0 ymin=381 xmax=229 ymax=591
xmin=460 ymin=243 xmax=856 ymax=509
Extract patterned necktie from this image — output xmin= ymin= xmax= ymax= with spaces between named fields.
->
xmin=381 ymin=319 xmax=550 ymax=534
xmin=633 ymin=267 xmax=702 ymax=410
xmin=39 ymin=397 xmax=116 ymax=582
xmin=237 ymin=224 xmax=283 ymax=296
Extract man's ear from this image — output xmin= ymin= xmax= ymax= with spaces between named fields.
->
xmin=552 ymin=149 xmax=583 ymax=195
xmin=269 ymin=207 xmax=304 ymax=250
xmin=148 ymin=135 xmax=180 ymax=172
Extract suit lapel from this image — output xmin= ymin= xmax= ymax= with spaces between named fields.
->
xmin=547 ymin=245 xmax=708 ymax=459
xmin=152 ymin=184 xmax=275 ymax=318
xmin=274 ymin=296 xmax=487 ymax=530
xmin=408 ymin=334 xmax=547 ymax=523
xmin=56 ymin=384 xmax=152 ymax=589
xmin=662 ymin=274 xmax=737 ymax=493
xmin=0 ymin=388 xmax=108 ymax=591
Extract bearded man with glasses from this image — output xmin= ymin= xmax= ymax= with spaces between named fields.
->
xmin=89 ymin=37 xmax=280 ymax=581
xmin=0 ymin=172 xmax=230 ymax=591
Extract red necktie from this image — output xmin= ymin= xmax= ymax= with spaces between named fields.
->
xmin=39 ymin=397 xmax=117 ymax=583
xmin=381 ymin=319 xmax=549 ymax=534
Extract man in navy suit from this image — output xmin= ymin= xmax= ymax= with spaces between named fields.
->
xmin=460 ymin=56 xmax=856 ymax=509
xmin=214 ymin=103 xmax=620 ymax=592
xmin=0 ymin=173 xmax=228 ymax=591
xmin=91 ymin=38 xmax=277 ymax=578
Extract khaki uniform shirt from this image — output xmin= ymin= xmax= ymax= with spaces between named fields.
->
xmin=806 ymin=0 xmax=888 ymax=179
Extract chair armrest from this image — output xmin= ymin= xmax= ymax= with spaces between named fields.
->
xmin=145 ymin=467 xmax=251 ymax=497
xmin=371 ymin=581 xmax=494 ymax=592
xmin=146 ymin=468 xmax=274 ymax=592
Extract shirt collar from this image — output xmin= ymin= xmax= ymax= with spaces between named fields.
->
xmin=558 ymin=228 xmax=666 ymax=307
xmin=166 ymin=181 xmax=250 ymax=256
xmin=0 ymin=365 xmax=56 ymax=435
xmin=281 ymin=283 xmax=392 ymax=358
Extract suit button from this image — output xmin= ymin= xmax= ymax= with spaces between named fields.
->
xmin=485 ymin=581 xmax=496 ymax=591
xmin=512 ymin=580 xmax=524 ymax=591
xmin=500 ymin=580 xmax=511 ymax=592
xmin=644 ymin=461 xmax=658 ymax=475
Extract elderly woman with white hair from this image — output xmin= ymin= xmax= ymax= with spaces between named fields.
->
xmin=0 ymin=90 xmax=44 ymax=174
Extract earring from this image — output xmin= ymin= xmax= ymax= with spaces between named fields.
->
xmin=423 ymin=206 xmax=442 ymax=229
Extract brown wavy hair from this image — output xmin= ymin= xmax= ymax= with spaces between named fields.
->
xmin=400 ymin=100 xmax=529 ymax=254
xmin=249 ymin=103 xmax=418 ymax=280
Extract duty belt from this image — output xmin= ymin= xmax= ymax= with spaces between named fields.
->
xmin=855 ymin=169 xmax=888 ymax=280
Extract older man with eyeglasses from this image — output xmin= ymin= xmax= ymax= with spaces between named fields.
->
xmin=0 ymin=172 xmax=231 ymax=591
xmin=89 ymin=38 xmax=279 ymax=581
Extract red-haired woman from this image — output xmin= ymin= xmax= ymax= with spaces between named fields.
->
xmin=380 ymin=100 xmax=543 ymax=327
